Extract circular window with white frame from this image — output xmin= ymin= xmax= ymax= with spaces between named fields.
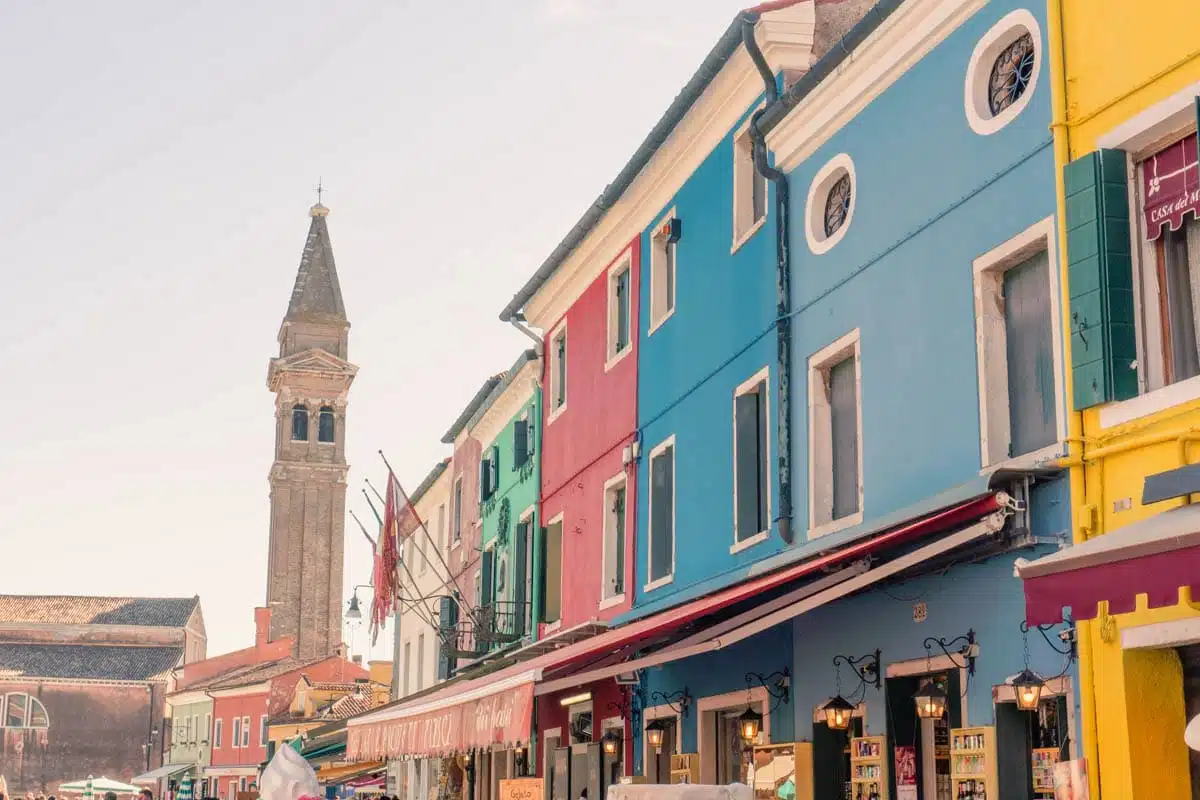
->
xmin=964 ymin=9 xmax=1043 ymax=136
xmin=805 ymin=153 xmax=857 ymax=255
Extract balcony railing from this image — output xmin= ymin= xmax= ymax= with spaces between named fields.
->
xmin=439 ymin=600 xmax=532 ymax=660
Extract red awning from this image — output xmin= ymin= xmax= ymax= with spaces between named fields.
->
xmin=1017 ymin=503 xmax=1200 ymax=625
xmin=1142 ymin=133 xmax=1199 ymax=240
xmin=348 ymin=492 xmax=1001 ymax=760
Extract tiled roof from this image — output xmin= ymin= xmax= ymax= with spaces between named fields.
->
xmin=207 ymin=658 xmax=304 ymax=690
xmin=0 ymin=642 xmax=183 ymax=681
xmin=409 ymin=459 xmax=451 ymax=507
xmin=0 ymin=595 xmax=199 ymax=628
xmin=328 ymin=692 xmax=372 ymax=719
xmin=441 ymin=373 xmax=506 ymax=444
xmin=307 ymin=680 xmax=368 ymax=692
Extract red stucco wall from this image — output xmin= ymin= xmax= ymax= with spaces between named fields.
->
xmin=210 ymin=692 xmax=269 ymax=767
xmin=540 ymin=238 xmax=641 ymax=631
xmin=536 ymin=681 xmax=633 ymax=777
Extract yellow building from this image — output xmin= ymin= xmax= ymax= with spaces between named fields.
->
xmin=1015 ymin=2 xmax=1200 ymax=797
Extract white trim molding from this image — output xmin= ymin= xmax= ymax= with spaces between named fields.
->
xmin=600 ymin=470 xmax=630 ymax=605
xmin=732 ymin=366 xmax=773 ymax=550
xmin=1122 ymin=618 xmax=1200 ymax=651
xmin=648 ymin=207 xmax=678 ymax=336
xmin=547 ymin=319 xmax=569 ymax=425
xmin=697 ymin=686 xmax=771 ymax=783
xmin=645 ymin=435 xmax=677 ymax=592
xmin=963 ymin=8 xmax=1043 ymax=136
xmin=605 ymin=248 xmax=635 ymax=372
xmin=808 ymin=330 xmax=864 ymax=539
xmin=733 ymin=107 xmax=770 ymax=253
xmin=804 ymin=153 xmax=856 ymax=255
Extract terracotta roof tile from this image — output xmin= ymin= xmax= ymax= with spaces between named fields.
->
xmin=0 ymin=642 xmax=183 ymax=681
xmin=0 ymin=595 xmax=199 ymax=628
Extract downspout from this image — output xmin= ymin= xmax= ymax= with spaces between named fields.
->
xmin=1046 ymin=1 xmax=1100 ymax=795
xmin=742 ymin=14 xmax=795 ymax=544
xmin=510 ymin=312 xmax=544 ymax=357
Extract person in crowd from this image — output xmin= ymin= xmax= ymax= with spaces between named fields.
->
xmin=104 ymin=791 xmax=118 ymax=800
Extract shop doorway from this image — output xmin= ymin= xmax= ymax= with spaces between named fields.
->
xmin=995 ymin=693 xmax=1069 ymax=799
xmin=644 ymin=715 xmax=678 ymax=784
xmin=545 ymin=732 xmax=564 ymax=800
xmin=811 ymin=709 xmax=863 ymax=799
xmin=885 ymin=671 xmax=962 ymax=800
xmin=698 ymin=691 xmax=767 ymax=785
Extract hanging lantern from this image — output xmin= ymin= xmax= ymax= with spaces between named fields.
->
xmin=345 ymin=593 xmax=362 ymax=620
xmin=821 ymin=696 xmax=856 ymax=731
xmin=645 ymin=719 xmax=667 ymax=752
xmin=913 ymin=681 xmax=948 ymax=720
xmin=1012 ymin=669 xmax=1045 ymax=712
xmin=737 ymin=707 xmax=763 ymax=744
xmin=601 ymin=728 xmax=622 ymax=756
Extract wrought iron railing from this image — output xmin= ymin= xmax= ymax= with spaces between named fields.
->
xmin=439 ymin=600 xmax=532 ymax=660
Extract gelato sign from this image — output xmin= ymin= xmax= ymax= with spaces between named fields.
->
xmin=347 ymin=682 xmax=533 ymax=760
xmin=1142 ymin=133 xmax=1199 ymax=240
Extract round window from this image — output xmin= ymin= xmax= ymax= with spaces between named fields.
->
xmin=804 ymin=153 xmax=857 ymax=255
xmin=823 ymin=174 xmax=853 ymax=238
xmin=987 ymin=32 xmax=1035 ymax=116
xmin=964 ymin=9 xmax=1042 ymax=136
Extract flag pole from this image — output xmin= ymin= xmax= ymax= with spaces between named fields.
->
xmin=349 ymin=510 xmax=376 ymax=550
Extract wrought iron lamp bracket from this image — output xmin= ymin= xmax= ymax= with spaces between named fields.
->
xmin=832 ymin=650 xmax=882 ymax=691
xmin=648 ymin=687 xmax=692 ymax=718
xmin=745 ymin=668 xmax=791 ymax=711
xmin=923 ymin=629 xmax=977 ymax=675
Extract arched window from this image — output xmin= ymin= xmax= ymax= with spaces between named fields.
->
xmin=318 ymin=406 xmax=335 ymax=443
xmin=291 ymin=404 xmax=309 ymax=441
xmin=1 ymin=692 xmax=49 ymax=729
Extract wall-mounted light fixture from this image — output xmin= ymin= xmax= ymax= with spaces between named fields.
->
xmin=559 ymin=691 xmax=593 ymax=708
xmin=648 ymin=688 xmax=692 ymax=718
xmin=821 ymin=651 xmax=879 ymax=730
xmin=601 ymin=728 xmax=622 ymax=756
xmin=912 ymin=631 xmax=975 ymax=720
xmin=645 ymin=718 xmax=668 ymax=753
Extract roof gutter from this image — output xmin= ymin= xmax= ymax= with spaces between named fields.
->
xmin=498 ymin=13 xmax=757 ymax=322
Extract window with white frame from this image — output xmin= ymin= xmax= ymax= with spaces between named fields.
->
xmin=650 ymin=215 xmax=679 ymax=331
xmin=733 ymin=121 xmax=767 ymax=246
xmin=260 ymin=714 xmax=268 ymax=746
xmin=542 ymin=518 xmax=563 ymax=624
xmin=550 ymin=324 xmax=568 ymax=413
xmin=647 ymin=437 xmax=675 ymax=586
xmin=437 ymin=503 xmax=447 ymax=556
xmin=808 ymin=332 xmax=862 ymax=536
xmin=733 ymin=369 xmax=770 ymax=545
xmin=974 ymin=219 xmax=1061 ymax=467
xmin=417 ymin=633 xmax=426 ymax=691
xmin=608 ymin=255 xmax=632 ymax=364
xmin=241 ymin=715 xmax=250 ymax=747
xmin=452 ymin=477 xmax=463 ymax=543
xmin=601 ymin=474 xmax=627 ymax=601
xmin=403 ymin=640 xmax=412 ymax=696
xmin=231 ymin=716 xmax=241 ymax=748
xmin=204 ymin=712 xmax=211 ymax=743
xmin=214 ymin=717 xmax=223 ymax=748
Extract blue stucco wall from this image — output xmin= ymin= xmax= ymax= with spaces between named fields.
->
xmin=634 ymin=96 xmax=786 ymax=608
xmin=789 ymin=548 xmax=1076 ymax=739
xmin=786 ymin=0 xmax=1059 ymax=543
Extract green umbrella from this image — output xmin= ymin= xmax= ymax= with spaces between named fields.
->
xmin=84 ymin=777 xmax=94 ymax=800
xmin=177 ymin=776 xmax=193 ymax=800
xmin=776 ymin=777 xmax=795 ymax=800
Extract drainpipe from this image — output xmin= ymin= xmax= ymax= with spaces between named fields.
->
xmin=742 ymin=14 xmax=795 ymax=544
xmin=510 ymin=312 xmax=544 ymax=357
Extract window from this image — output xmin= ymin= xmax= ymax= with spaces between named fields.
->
xmin=173 ymin=714 xmax=181 ymax=744
xmin=317 ymin=406 xmax=335 ymax=443
xmin=964 ymin=9 xmax=1042 ymax=135
xmin=260 ymin=715 xmax=268 ymax=746
xmin=647 ymin=437 xmax=675 ymax=587
xmin=733 ymin=369 xmax=771 ymax=547
xmin=231 ymin=716 xmax=241 ymax=749
xmin=1 ymin=693 xmax=49 ymax=729
xmin=550 ymin=324 xmax=568 ymax=415
xmin=291 ymin=404 xmax=308 ymax=441
xmin=805 ymin=154 xmax=856 ymax=255
xmin=607 ymin=254 xmax=633 ymax=365
xmin=214 ymin=718 xmax=223 ymax=748
xmin=808 ymin=331 xmax=862 ymax=537
xmin=601 ymin=474 xmax=627 ymax=602
xmin=417 ymin=633 xmax=426 ymax=691
xmin=241 ymin=715 xmax=250 ymax=747
xmin=418 ymin=518 xmax=428 ymax=574
xmin=650 ymin=215 xmax=680 ymax=332
xmin=403 ymin=641 xmax=412 ymax=696
xmin=452 ymin=477 xmax=463 ymax=543
xmin=204 ymin=713 xmax=211 ymax=744
xmin=480 ymin=445 xmax=499 ymax=501
xmin=474 ymin=570 xmax=483 ymax=607
xmin=514 ymin=414 xmax=531 ymax=468
xmin=974 ymin=219 xmax=1062 ymax=467
xmin=189 ymin=714 xmax=197 ymax=744
xmin=541 ymin=518 xmax=563 ymax=625
xmin=733 ymin=120 xmax=767 ymax=247
xmin=1159 ymin=218 xmax=1200 ymax=383
xmin=437 ymin=503 xmax=447 ymax=556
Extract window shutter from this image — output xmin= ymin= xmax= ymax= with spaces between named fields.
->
xmin=479 ymin=456 xmax=491 ymax=500
xmin=481 ymin=549 xmax=495 ymax=608
xmin=650 ymin=448 xmax=674 ymax=580
xmin=734 ymin=391 xmax=761 ymax=540
xmin=513 ymin=522 xmax=529 ymax=637
xmin=514 ymin=419 xmax=529 ymax=467
xmin=535 ymin=527 xmax=548 ymax=623
xmin=437 ymin=596 xmax=459 ymax=680
xmin=1064 ymin=148 xmax=1138 ymax=409
xmin=490 ymin=446 xmax=500 ymax=491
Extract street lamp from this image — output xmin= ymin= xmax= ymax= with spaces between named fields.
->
xmin=1012 ymin=669 xmax=1045 ymax=712
xmin=913 ymin=681 xmax=948 ymax=720
xmin=645 ymin=719 xmax=667 ymax=753
xmin=737 ymin=707 xmax=763 ymax=745
xmin=821 ymin=696 xmax=857 ymax=731
xmin=601 ymin=728 xmax=622 ymax=757
xmin=345 ymin=593 xmax=363 ymax=620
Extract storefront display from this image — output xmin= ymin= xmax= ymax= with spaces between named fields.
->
xmin=849 ymin=736 xmax=887 ymax=800
xmin=949 ymin=727 xmax=996 ymax=800
xmin=749 ymin=743 xmax=812 ymax=800
xmin=670 ymin=754 xmax=700 ymax=785
xmin=1031 ymin=748 xmax=1058 ymax=796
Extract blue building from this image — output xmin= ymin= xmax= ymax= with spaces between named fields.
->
xmin=618 ymin=1 xmax=1079 ymax=797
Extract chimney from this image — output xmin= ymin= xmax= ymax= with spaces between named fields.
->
xmin=254 ymin=607 xmax=272 ymax=648
xmin=352 ymin=655 xmax=363 ymax=667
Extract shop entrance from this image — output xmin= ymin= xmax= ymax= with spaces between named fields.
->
xmin=811 ymin=711 xmax=863 ymax=799
xmin=885 ymin=671 xmax=961 ymax=800
xmin=645 ymin=716 xmax=678 ymax=784
xmin=994 ymin=693 xmax=1068 ymax=799
xmin=699 ymin=696 xmax=765 ymax=785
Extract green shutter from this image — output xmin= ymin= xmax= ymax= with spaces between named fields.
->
xmin=534 ymin=526 xmax=548 ymax=623
xmin=1064 ymin=148 xmax=1138 ymax=409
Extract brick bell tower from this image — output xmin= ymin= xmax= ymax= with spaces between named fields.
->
xmin=265 ymin=201 xmax=358 ymax=659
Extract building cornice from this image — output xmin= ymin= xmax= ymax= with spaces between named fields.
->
xmin=209 ymin=682 xmax=270 ymax=698
xmin=472 ymin=361 xmax=539 ymax=452
xmin=167 ymin=689 xmax=213 ymax=707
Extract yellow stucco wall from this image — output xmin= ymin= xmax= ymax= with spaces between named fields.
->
xmin=1053 ymin=0 xmax=1200 ymax=797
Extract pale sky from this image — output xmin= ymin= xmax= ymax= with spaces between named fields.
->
xmin=0 ymin=0 xmax=749 ymax=658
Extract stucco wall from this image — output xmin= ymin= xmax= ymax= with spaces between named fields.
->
xmin=169 ymin=697 xmax=213 ymax=767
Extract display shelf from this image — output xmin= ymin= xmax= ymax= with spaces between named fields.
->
xmin=848 ymin=735 xmax=887 ymax=800
xmin=669 ymin=752 xmax=699 ymax=785
xmin=949 ymin=726 xmax=998 ymax=800
xmin=1031 ymin=747 xmax=1059 ymax=796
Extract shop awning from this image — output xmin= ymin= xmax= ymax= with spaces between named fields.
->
xmin=1017 ymin=503 xmax=1200 ymax=625
xmin=349 ymin=492 xmax=1004 ymax=760
xmin=132 ymin=765 xmax=192 ymax=785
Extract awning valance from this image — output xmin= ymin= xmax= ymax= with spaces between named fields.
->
xmin=132 ymin=765 xmax=193 ymax=785
xmin=1016 ymin=503 xmax=1200 ymax=625
xmin=1142 ymin=132 xmax=1199 ymax=240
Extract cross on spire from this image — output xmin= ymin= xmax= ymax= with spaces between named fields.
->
xmin=315 ymin=177 xmax=326 ymax=205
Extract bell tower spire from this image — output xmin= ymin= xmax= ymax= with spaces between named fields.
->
xmin=265 ymin=201 xmax=358 ymax=660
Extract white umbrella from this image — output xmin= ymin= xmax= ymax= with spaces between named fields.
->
xmin=60 ymin=777 xmax=142 ymax=795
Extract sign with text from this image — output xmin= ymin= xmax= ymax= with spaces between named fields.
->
xmin=498 ymin=778 xmax=543 ymax=800
xmin=348 ymin=682 xmax=534 ymax=760
xmin=1142 ymin=133 xmax=1199 ymax=240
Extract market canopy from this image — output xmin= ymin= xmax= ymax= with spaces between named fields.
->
xmin=132 ymin=765 xmax=192 ymax=785
xmin=60 ymin=778 xmax=142 ymax=795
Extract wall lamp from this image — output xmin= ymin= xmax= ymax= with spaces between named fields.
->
xmin=821 ymin=651 xmax=880 ymax=731
xmin=648 ymin=688 xmax=692 ymax=718
xmin=344 ymin=584 xmax=373 ymax=620
xmin=912 ymin=630 xmax=976 ymax=720
xmin=738 ymin=669 xmax=790 ymax=744
xmin=601 ymin=728 xmax=623 ymax=757
xmin=1013 ymin=620 xmax=1078 ymax=712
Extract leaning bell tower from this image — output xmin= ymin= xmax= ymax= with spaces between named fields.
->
xmin=265 ymin=201 xmax=357 ymax=659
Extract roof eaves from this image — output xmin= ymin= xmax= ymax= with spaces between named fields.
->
xmin=497 ymin=12 xmax=756 ymax=322
xmin=463 ymin=350 xmax=539 ymax=434
xmin=440 ymin=374 xmax=505 ymax=444
xmin=409 ymin=459 xmax=452 ymax=507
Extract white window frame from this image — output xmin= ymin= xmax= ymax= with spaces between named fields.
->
xmin=731 ymin=366 xmax=772 ymax=553
xmin=963 ymin=9 xmax=1043 ymax=137
xmin=451 ymin=476 xmax=464 ymax=549
xmin=543 ymin=511 xmax=565 ymax=633
xmin=804 ymin=153 xmax=857 ymax=255
xmin=204 ymin=712 xmax=211 ymax=744
xmin=732 ymin=110 xmax=769 ymax=252
xmin=606 ymin=249 xmax=635 ymax=371
xmin=417 ymin=632 xmax=426 ymax=691
xmin=644 ymin=435 xmax=677 ymax=592
xmin=973 ymin=216 xmax=1066 ymax=471
xmin=241 ymin=715 xmax=250 ymax=748
xmin=599 ymin=471 xmax=629 ymax=609
xmin=808 ymin=330 xmax=864 ymax=539
xmin=1093 ymin=79 xmax=1200 ymax=428
xmin=649 ymin=208 xmax=678 ymax=335
xmin=231 ymin=716 xmax=240 ymax=749
xmin=548 ymin=320 xmax=569 ymax=424
xmin=260 ymin=714 xmax=268 ymax=746
xmin=214 ymin=717 xmax=223 ymax=749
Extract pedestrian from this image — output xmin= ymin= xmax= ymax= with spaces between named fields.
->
xmin=140 ymin=790 xmax=153 ymax=800
xmin=104 ymin=792 xmax=118 ymax=800
xmin=578 ymin=789 xmax=587 ymax=800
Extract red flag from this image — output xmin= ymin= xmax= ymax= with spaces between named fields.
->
xmin=368 ymin=472 xmax=431 ymax=644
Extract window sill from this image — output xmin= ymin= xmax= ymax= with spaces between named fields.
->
xmin=547 ymin=402 xmax=568 ymax=427
xmin=643 ymin=574 xmax=674 ymax=593
xmin=730 ymin=531 xmax=770 ymax=554
xmin=316 ymin=440 xmax=335 ymax=446
xmin=809 ymin=510 xmax=863 ymax=540
xmin=599 ymin=593 xmax=626 ymax=611
xmin=451 ymin=540 xmax=462 ymax=551
xmin=731 ymin=217 xmax=767 ymax=255
xmin=1098 ymin=373 xmax=1200 ymax=430
xmin=980 ymin=441 xmax=1065 ymax=474
xmin=604 ymin=344 xmax=634 ymax=374
xmin=647 ymin=308 xmax=676 ymax=338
